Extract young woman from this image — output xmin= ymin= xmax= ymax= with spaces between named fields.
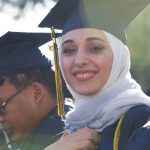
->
xmin=40 ymin=0 xmax=150 ymax=149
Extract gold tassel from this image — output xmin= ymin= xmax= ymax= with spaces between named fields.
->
xmin=50 ymin=26 xmax=64 ymax=116
xmin=113 ymin=115 xmax=124 ymax=150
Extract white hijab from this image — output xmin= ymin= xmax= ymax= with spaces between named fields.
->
xmin=59 ymin=31 xmax=150 ymax=132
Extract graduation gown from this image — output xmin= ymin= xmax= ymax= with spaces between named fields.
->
xmin=99 ymin=105 xmax=150 ymax=150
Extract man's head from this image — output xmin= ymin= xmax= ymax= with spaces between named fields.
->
xmin=0 ymin=68 xmax=57 ymax=140
xmin=0 ymin=31 xmax=58 ymax=140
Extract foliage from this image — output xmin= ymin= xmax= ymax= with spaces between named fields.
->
xmin=127 ymin=5 xmax=150 ymax=92
xmin=0 ymin=0 xmax=58 ymax=18
xmin=0 ymin=0 xmax=45 ymax=10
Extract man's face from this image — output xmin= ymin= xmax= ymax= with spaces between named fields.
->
xmin=0 ymin=79 xmax=39 ymax=140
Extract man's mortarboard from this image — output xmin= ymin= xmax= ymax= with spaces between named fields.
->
xmin=0 ymin=31 xmax=60 ymax=76
xmin=39 ymin=0 xmax=150 ymax=43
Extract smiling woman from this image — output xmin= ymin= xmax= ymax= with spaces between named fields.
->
xmin=39 ymin=0 xmax=150 ymax=150
xmin=60 ymin=28 xmax=113 ymax=95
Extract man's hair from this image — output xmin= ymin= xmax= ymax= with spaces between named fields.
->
xmin=4 ymin=67 xmax=57 ymax=99
xmin=0 ymin=67 xmax=72 ymax=99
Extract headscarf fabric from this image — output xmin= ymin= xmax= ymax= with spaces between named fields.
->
xmin=59 ymin=31 xmax=150 ymax=132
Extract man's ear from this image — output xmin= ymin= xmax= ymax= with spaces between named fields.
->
xmin=31 ymin=82 xmax=45 ymax=104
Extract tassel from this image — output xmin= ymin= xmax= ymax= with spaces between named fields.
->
xmin=50 ymin=26 xmax=64 ymax=116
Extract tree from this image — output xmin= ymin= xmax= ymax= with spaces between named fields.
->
xmin=127 ymin=5 xmax=150 ymax=92
xmin=0 ymin=0 xmax=45 ymax=10
xmin=0 ymin=0 xmax=58 ymax=18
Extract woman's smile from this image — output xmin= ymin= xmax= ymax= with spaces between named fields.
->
xmin=73 ymin=70 xmax=97 ymax=81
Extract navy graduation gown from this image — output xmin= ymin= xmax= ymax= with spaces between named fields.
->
xmin=99 ymin=105 xmax=150 ymax=150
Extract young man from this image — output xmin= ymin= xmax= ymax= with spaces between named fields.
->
xmin=0 ymin=31 xmax=73 ymax=150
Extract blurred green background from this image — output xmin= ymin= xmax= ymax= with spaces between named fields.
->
xmin=127 ymin=5 xmax=150 ymax=92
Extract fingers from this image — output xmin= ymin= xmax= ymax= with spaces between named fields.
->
xmin=45 ymin=127 xmax=100 ymax=150
xmin=77 ymin=138 xmax=97 ymax=150
xmin=62 ymin=127 xmax=101 ymax=150
xmin=74 ymin=127 xmax=101 ymax=145
xmin=76 ymin=127 xmax=101 ymax=150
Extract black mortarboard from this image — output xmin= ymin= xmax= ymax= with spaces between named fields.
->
xmin=39 ymin=0 xmax=150 ymax=43
xmin=0 ymin=31 xmax=60 ymax=76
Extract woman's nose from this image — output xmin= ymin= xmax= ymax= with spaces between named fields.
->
xmin=74 ymin=50 xmax=90 ymax=67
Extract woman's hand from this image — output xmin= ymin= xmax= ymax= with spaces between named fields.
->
xmin=44 ymin=127 xmax=101 ymax=150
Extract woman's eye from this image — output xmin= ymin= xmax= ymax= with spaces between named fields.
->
xmin=62 ymin=48 xmax=76 ymax=55
xmin=90 ymin=46 xmax=104 ymax=52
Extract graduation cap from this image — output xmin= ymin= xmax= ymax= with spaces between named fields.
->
xmin=0 ymin=31 xmax=66 ymax=116
xmin=0 ymin=31 xmax=56 ymax=76
xmin=39 ymin=0 xmax=150 ymax=44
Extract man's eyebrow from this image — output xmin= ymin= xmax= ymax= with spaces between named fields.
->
xmin=62 ymin=39 xmax=74 ymax=46
xmin=86 ymin=37 xmax=106 ymax=42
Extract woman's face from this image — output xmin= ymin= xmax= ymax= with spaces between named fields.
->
xmin=60 ymin=28 xmax=113 ymax=95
